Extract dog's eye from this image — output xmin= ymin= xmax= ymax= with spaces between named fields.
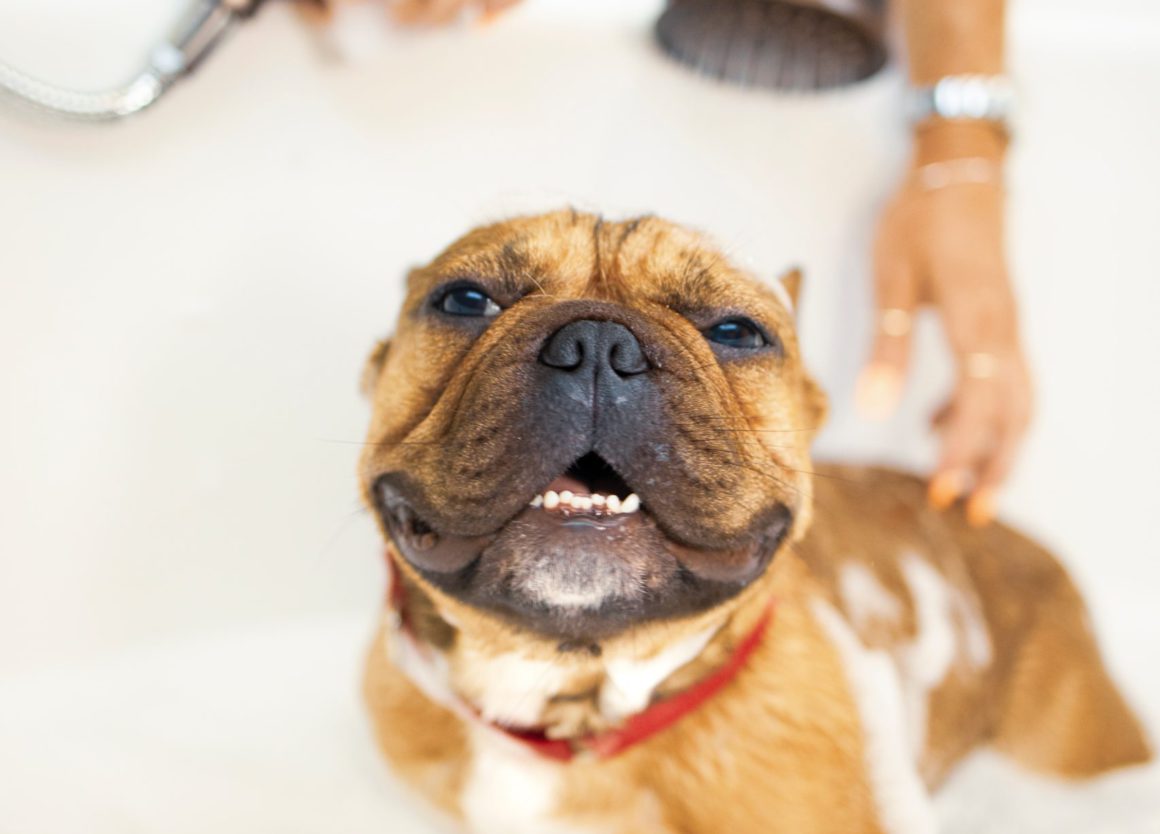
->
xmin=703 ymin=318 xmax=768 ymax=350
xmin=437 ymin=285 xmax=502 ymax=318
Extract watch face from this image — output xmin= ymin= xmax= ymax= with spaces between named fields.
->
xmin=932 ymin=76 xmax=1015 ymax=122
xmin=911 ymin=75 xmax=1014 ymax=132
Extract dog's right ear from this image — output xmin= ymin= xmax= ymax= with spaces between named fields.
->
xmin=776 ymin=267 xmax=803 ymax=313
xmin=360 ymin=338 xmax=391 ymax=399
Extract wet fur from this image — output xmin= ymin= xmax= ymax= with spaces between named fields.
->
xmin=359 ymin=211 xmax=1151 ymax=833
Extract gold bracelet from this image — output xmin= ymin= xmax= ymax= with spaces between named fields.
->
xmin=913 ymin=157 xmax=1003 ymax=192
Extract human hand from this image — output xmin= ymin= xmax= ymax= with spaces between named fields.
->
xmin=388 ymin=0 xmax=522 ymax=25
xmin=303 ymin=0 xmax=521 ymax=25
xmin=858 ymin=122 xmax=1033 ymax=526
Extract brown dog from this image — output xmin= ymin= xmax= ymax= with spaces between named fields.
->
xmin=358 ymin=210 xmax=1150 ymax=834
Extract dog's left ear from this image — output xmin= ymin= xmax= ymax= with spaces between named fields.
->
xmin=776 ymin=267 xmax=827 ymax=430
xmin=360 ymin=338 xmax=392 ymax=399
xmin=777 ymin=267 xmax=803 ymax=312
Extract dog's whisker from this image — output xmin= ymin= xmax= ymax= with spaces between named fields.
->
xmin=310 ymin=504 xmax=372 ymax=572
xmin=689 ymin=425 xmax=825 ymax=434
xmin=317 ymin=438 xmax=445 ymax=448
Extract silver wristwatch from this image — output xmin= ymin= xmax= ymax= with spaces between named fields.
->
xmin=908 ymin=75 xmax=1016 ymax=134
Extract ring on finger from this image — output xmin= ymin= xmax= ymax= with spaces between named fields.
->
xmin=964 ymin=351 xmax=999 ymax=380
xmin=879 ymin=308 xmax=913 ymax=338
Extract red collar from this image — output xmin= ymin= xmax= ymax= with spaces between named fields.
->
xmin=384 ymin=550 xmax=775 ymax=762
xmin=491 ymin=602 xmax=775 ymax=761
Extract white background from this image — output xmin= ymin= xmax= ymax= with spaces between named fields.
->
xmin=0 ymin=0 xmax=1158 ymax=831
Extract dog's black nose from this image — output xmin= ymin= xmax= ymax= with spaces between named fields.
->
xmin=539 ymin=320 xmax=649 ymax=377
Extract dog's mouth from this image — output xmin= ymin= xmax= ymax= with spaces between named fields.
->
xmin=376 ymin=451 xmax=650 ymax=571
xmin=375 ymin=450 xmax=790 ymax=641
xmin=531 ymin=452 xmax=642 ymax=518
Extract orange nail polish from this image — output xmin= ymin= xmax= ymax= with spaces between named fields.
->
xmin=967 ymin=490 xmax=996 ymax=527
xmin=478 ymin=3 xmax=516 ymax=25
xmin=929 ymin=471 xmax=963 ymax=510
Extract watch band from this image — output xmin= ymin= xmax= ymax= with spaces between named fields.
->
xmin=909 ymin=74 xmax=1016 ymax=134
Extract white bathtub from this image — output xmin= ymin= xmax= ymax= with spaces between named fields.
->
xmin=1 ymin=1 xmax=1157 ymax=830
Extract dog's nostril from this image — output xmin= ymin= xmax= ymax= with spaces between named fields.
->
xmin=608 ymin=336 xmax=648 ymax=377
xmin=539 ymin=323 xmax=588 ymax=370
xmin=539 ymin=319 xmax=649 ymax=376
xmin=410 ymin=515 xmax=433 ymax=536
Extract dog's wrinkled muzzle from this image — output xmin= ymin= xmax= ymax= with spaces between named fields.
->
xmin=367 ymin=299 xmax=795 ymax=640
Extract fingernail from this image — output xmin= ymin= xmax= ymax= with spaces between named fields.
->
xmin=967 ymin=490 xmax=996 ymax=527
xmin=478 ymin=5 xmax=514 ymax=25
xmin=856 ymin=365 xmax=903 ymax=420
xmin=929 ymin=470 xmax=965 ymax=510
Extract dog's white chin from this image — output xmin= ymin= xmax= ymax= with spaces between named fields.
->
xmin=517 ymin=567 xmax=625 ymax=611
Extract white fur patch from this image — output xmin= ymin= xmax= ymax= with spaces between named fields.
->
xmin=812 ymin=599 xmax=939 ymax=834
xmin=386 ymin=616 xmax=572 ymax=730
xmin=461 ymin=727 xmax=608 ymax=834
xmin=458 ymin=647 xmax=576 ymax=728
xmin=518 ymin=556 xmax=629 ymax=611
xmin=524 ymin=579 xmax=613 ymax=610
xmin=840 ymin=562 xmax=903 ymax=632
xmin=599 ymin=624 xmax=720 ymax=721
xmin=897 ymin=556 xmax=959 ymax=755
xmin=905 ymin=554 xmax=991 ymax=672
xmin=897 ymin=554 xmax=992 ymax=757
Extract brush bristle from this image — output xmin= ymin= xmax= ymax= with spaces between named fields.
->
xmin=655 ymin=0 xmax=888 ymax=93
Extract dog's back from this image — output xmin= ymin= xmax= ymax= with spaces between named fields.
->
xmin=799 ymin=464 xmax=1152 ymax=785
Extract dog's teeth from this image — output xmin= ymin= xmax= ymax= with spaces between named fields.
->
xmin=539 ymin=489 xmax=639 ymax=515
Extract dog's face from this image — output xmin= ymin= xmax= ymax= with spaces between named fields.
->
xmin=360 ymin=211 xmax=826 ymax=642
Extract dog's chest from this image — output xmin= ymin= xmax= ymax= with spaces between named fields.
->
xmin=459 ymin=726 xmax=669 ymax=834
xmin=437 ymin=631 xmax=719 ymax=833
xmin=389 ymin=550 xmax=994 ymax=834
xmin=459 ymin=728 xmax=594 ymax=834
xmin=449 ymin=625 xmax=719 ymax=730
